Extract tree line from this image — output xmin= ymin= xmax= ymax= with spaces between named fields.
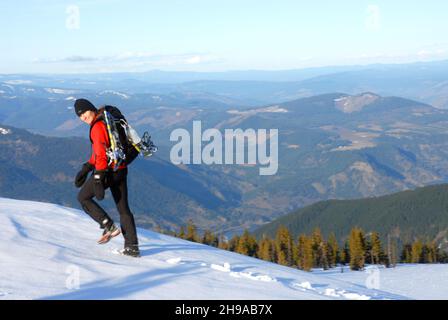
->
xmin=166 ymin=221 xmax=448 ymax=271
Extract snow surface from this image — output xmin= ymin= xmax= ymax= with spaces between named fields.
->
xmin=45 ymin=88 xmax=77 ymax=95
xmin=1 ymin=84 xmax=14 ymax=91
xmin=227 ymin=106 xmax=288 ymax=115
xmin=3 ymin=80 xmax=32 ymax=85
xmin=99 ymin=90 xmax=130 ymax=99
xmin=0 ymin=127 xmax=11 ymax=135
xmin=0 ymin=197 xmax=446 ymax=300
xmin=313 ymin=264 xmax=448 ymax=300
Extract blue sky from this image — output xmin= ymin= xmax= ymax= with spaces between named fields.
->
xmin=1 ymin=0 xmax=448 ymax=73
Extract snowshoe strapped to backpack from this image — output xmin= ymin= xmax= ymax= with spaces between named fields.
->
xmin=92 ymin=105 xmax=157 ymax=171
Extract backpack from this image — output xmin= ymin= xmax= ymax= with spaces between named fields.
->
xmin=92 ymin=105 xmax=157 ymax=171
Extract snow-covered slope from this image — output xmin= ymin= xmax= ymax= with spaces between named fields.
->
xmin=314 ymin=264 xmax=448 ymax=300
xmin=0 ymin=197 xmax=446 ymax=300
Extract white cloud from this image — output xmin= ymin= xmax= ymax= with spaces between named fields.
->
xmin=35 ymin=52 xmax=220 ymax=64
xmin=345 ymin=45 xmax=448 ymax=65
xmin=34 ymin=56 xmax=98 ymax=63
xmin=33 ymin=51 xmax=224 ymax=73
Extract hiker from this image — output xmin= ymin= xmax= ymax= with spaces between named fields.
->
xmin=73 ymin=98 xmax=140 ymax=257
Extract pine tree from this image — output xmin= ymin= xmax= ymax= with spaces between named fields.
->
xmin=202 ymin=229 xmax=219 ymax=247
xmin=327 ymin=233 xmax=339 ymax=267
xmin=311 ymin=228 xmax=329 ymax=269
xmin=311 ymin=228 xmax=322 ymax=267
xmin=411 ymin=239 xmax=424 ymax=263
xmin=364 ymin=236 xmax=372 ymax=265
xmin=217 ymin=234 xmax=229 ymax=250
xmin=178 ymin=226 xmax=186 ymax=239
xmin=257 ymin=235 xmax=275 ymax=262
xmin=247 ymin=231 xmax=259 ymax=257
xmin=392 ymin=237 xmax=398 ymax=267
xmin=228 ymin=235 xmax=240 ymax=252
xmin=340 ymin=240 xmax=350 ymax=265
xmin=370 ymin=232 xmax=383 ymax=265
xmin=185 ymin=220 xmax=199 ymax=242
xmin=321 ymin=241 xmax=330 ymax=270
xmin=235 ymin=236 xmax=249 ymax=255
xmin=275 ymin=226 xmax=294 ymax=266
xmin=400 ymin=243 xmax=413 ymax=263
xmin=235 ymin=229 xmax=258 ymax=257
xmin=296 ymin=234 xmax=314 ymax=271
xmin=423 ymin=241 xmax=438 ymax=263
xmin=349 ymin=227 xmax=366 ymax=271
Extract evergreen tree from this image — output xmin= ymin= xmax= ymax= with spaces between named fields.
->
xmin=296 ymin=234 xmax=314 ymax=271
xmin=370 ymin=232 xmax=383 ymax=265
xmin=257 ymin=235 xmax=275 ymax=262
xmin=349 ymin=227 xmax=366 ymax=271
xmin=327 ymin=232 xmax=339 ymax=267
xmin=228 ymin=235 xmax=240 ymax=252
xmin=178 ymin=226 xmax=186 ymax=239
xmin=311 ymin=228 xmax=328 ymax=269
xmin=217 ymin=234 xmax=229 ymax=250
xmin=340 ymin=240 xmax=350 ymax=265
xmin=185 ymin=220 xmax=199 ymax=242
xmin=202 ymin=229 xmax=219 ymax=247
xmin=411 ymin=239 xmax=424 ymax=263
xmin=401 ymin=244 xmax=413 ymax=263
xmin=236 ymin=229 xmax=258 ymax=257
xmin=423 ymin=241 xmax=438 ymax=263
xmin=275 ymin=226 xmax=294 ymax=266
xmin=321 ymin=241 xmax=330 ymax=270
xmin=439 ymin=250 xmax=448 ymax=263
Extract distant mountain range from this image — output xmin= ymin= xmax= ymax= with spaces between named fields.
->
xmin=3 ymin=60 xmax=448 ymax=235
xmin=2 ymin=89 xmax=448 ymax=235
xmin=3 ymin=59 xmax=448 ymax=108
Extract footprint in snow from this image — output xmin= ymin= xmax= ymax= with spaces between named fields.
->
xmin=292 ymin=282 xmax=371 ymax=300
xmin=230 ymin=271 xmax=276 ymax=282
xmin=210 ymin=263 xmax=276 ymax=282
xmin=166 ymin=257 xmax=183 ymax=265
xmin=210 ymin=262 xmax=231 ymax=272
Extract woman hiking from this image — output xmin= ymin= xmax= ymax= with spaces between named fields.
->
xmin=73 ymin=98 xmax=140 ymax=257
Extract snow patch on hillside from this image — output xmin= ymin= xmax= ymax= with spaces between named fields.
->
xmin=45 ymin=88 xmax=77 ymax=94
xmin=0 ymin=127 xmax=11 ymax=135
xmin=99 ymin=90 xmax=130 ymax=99
xmin=227 ymin=105 xmax=288 ymax=115
xmin=3 ymin=80 xmax=32 ymax=85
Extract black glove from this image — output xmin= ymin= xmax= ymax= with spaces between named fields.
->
xmin=93 ymin=170 xmax=107 ymax=200
xmin=74 ymin=162 xmax=94 ymax=188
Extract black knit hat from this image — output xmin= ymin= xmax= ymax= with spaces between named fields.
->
xmin=74 ymin=99 xmax=97 ymax=117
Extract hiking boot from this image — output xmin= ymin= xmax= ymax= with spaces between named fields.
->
xmin=97 ymin=224 xmax=121 ymax=244
xmin=121 ymin=246 xmax=141 ymax=258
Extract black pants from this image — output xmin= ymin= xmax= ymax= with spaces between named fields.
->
xmin=77 ymin=168 xmax=138 ymax=247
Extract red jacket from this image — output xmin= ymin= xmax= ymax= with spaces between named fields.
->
xmin=88 ymin=113 xmax=126 ymax=171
